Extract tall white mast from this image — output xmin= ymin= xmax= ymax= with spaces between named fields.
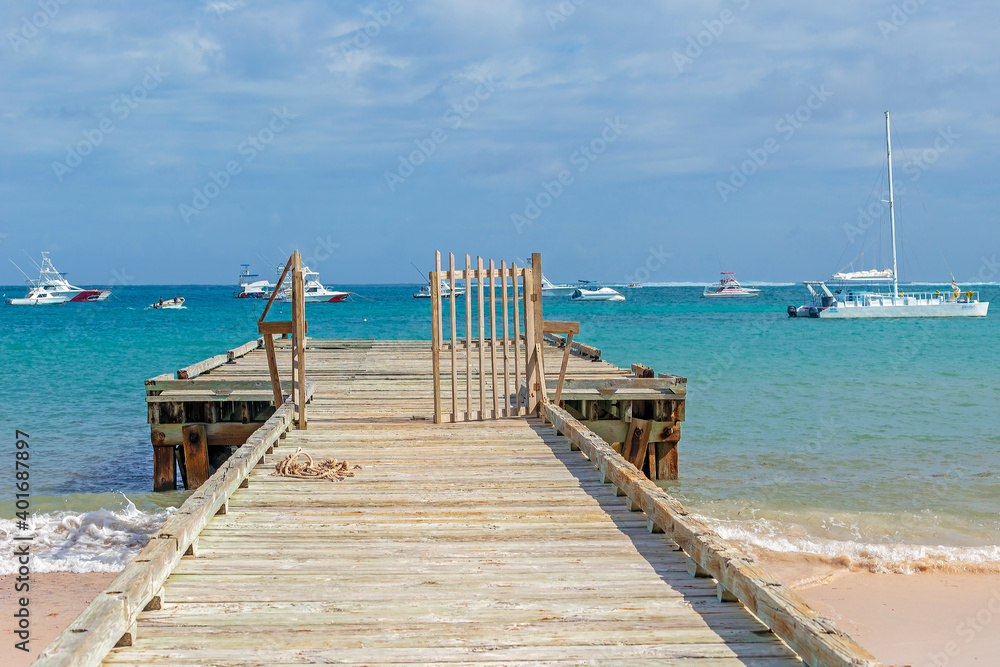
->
xmin=886 ymin=110 xmax=899 ymax=298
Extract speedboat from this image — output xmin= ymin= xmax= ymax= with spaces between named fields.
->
xmin=702 ymin=272 xmax=759 ymax=298
xmin=789 ymin=112 xmax=988 ymax=319
xmin=541 ymin=275 xmax=577 ymax=297
xmin=5 ymin=286 xmax=67 ymax=305
xmin=626 ymin=283 xmax=643 ymax=289
xmin=233 ymin=264 xmax=273 ymax=298
xmin=6 ymin=253 xmax=110 ymax=304
xmin=277 ymin=267 xmax=351 ymax=303
xmin=151 ymin=297 xmax=185 ymax=309
xmin=570 ymin=286 xmax=625 ymax=302
xmin=414 ymin=280 xmax=466 ymax=299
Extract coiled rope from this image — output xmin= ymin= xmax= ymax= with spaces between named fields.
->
xmin=270 ymin=447 xmax=360 ymax=482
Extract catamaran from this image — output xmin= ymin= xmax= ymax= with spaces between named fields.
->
xmin=789 ymin=111 xmax=988 ymax=319
xmin=702 ymin=272 xmax=759 ymax=298
xmin=233 ymin=264 xmax=273 ymax=298
xmin=5 ymin=253 xmax=110 ymax=305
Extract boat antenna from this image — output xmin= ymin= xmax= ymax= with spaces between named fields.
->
xmin=409 ymin=262 xmax=430 ymax=284
xmin=886 ymin=110 xmax=900 ymax=298
xmin=21 ymin=251 xmax=42 ymax=271
xmin=8 ymin=259 xmax=34 ymax=284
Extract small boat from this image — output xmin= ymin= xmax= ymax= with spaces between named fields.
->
xmin=151 ymin=297 xmax=185 ymax=309
xmin=702 ymin=272 xmax=759 ymax=298
xmin=626 ymin=283 xmax=643 ymax=289
xmin=414 ymin=280 xmax=466 ymax=299
xmin=570 ymin=286 xmax=625 ymax=302
xmin=541 ymin=275 xmax=578 ymax=297
xmin=233 ymin=264 xmax=273 ymax=299
xmin=277 ymin=267 xmax=351 ymax=303
xmin=789 ymin=111 xmax=988 ymax=319
xmin=6 ymin=253 xmax=110 ymax=305
xmin=5 ymin=286 xmax=67 ymax=306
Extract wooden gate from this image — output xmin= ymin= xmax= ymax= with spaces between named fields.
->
xmin=257 ymin=250 xmax=308 ymax=429
xmin=430 ymin=251 xmax=545 ymax=423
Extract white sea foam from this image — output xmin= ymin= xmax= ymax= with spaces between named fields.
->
xmin=0 ymin=494 xmax=175 ymax=574
xmin=704 ymin=515 xmax=1000 ymax=574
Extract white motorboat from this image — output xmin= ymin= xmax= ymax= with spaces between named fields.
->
xmin=6 ymin=253 xmax=110 ymax=305
xmin=151 ymin=297 xmax=186 ymax=309
xmin=414 ymin=280 xmax=466 ymax=299
xmin=789 ymin=111 xmax=988 ymax=319
xmin=541 ymin=275 xmax=578 ymax=297
xmin=702 ymin=272 xmax=759 ymax=298
xmin=277 ymin=267 xmax=351 ymax=303
xmin=5 ymin=286 xmax=67 ymax=305
xmin=570 ymin=286 xmax=625 ymax=302
xmin=233 ymin=264 xmax=273 ymax=298
xmin=626 ymin=282 xmax=643 ymax=289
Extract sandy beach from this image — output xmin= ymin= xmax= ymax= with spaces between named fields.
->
xmin=760 ymin=553 xmax=1000 ymax=667
xmin=0 ymin=572 xmax=115 ymax=667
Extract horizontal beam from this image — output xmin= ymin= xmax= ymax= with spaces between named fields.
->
xmin=227 ymin=338 xmax=262 ymax=361
xmin=258 ymin=320 xmax=309 ymax=335
xmin=545 ymin=403 xmax=881 ymax=667
xmin=150 ymin=421 xmax=266 ymax=447
xmin=176 ymin=354 xmax=227 ymax=380
xmin=543 ymin=320 xmax=580 ymax=335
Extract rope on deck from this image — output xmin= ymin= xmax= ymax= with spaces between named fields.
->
xmin=270 ymin=447 xmax=360 ymax=481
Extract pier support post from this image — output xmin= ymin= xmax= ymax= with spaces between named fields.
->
xmin=152 ymin=446 xmax=177 ymax=492
xmin=181 ymin=424 xmax=210 ymax=489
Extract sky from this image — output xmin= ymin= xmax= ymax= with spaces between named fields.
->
xmin=1 ymin=0 xmax=998 ymax=286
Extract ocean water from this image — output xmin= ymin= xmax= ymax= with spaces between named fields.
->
xmin=1 ymin=283 xmax=998 ymax=574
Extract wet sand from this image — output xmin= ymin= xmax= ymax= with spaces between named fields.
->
xmin=0 ymin=572 xmax=115 ymax=667
xmin=759 ymin=553 xmax=1000 ymax=667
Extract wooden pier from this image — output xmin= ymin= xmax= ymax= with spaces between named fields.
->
xmin=37 ymin=252 xmax=881 ymax=667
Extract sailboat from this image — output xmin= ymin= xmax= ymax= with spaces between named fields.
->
xmin=789 ymin=111 xmax=988 ymax=319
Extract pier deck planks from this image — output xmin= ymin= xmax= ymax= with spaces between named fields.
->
xmin=103 ymin=340 xmax=801 ymax=666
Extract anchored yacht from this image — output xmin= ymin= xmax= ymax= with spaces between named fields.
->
xmin=277 ymin=266 xmax=351 ymax=303
xmin=5 ymin=253 xmax=110 ymax=305
xmin=702 ymin=272 xmax=760 ymax=298
xmin=789 ymin=112 xmax=988 ymax=319
xmin=233 ymin=264 xmax=273 ymax=298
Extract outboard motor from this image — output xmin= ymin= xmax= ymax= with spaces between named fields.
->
xmin=808 ymin=306 xmax=820 ymax=318
xmin=787 ymin=305 xmax=797 ymax=318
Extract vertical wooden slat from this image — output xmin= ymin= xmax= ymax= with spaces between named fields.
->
xmin=530 ymin=252 xmax=545 ymax=403
xmin=449 ymin=253 xmax=458 ymax=423
xmin=523 ymin=266 xmax=537 ymax=415
xmin=465 ymin=254 xmax=472 ymax=420
xmin=263 ymin=334 xmax=282 ymax=408
xmin=431 ymin=251 xmax=443 ymax=423
xmin=294 ymin=251 xmax=307 ymax=429
xmin=489 ymin=259 xmax=499 ymax=418
xmin=511 ymin=263 xmax=522 ymax=416
xmin=477 ymin=256 xmax=486 ymax=420
xmin=501 ymin=261 xmax=510 ymax=417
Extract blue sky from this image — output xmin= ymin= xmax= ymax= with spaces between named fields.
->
xmin=1 ymin=0 xmax=998 ymax=285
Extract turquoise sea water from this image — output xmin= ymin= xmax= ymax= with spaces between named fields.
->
xmin=1 ymin=283 xmax=998 ymax=573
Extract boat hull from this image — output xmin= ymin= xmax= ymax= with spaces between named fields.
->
xmin=5 ymin=296 xmax=67 ymax=305
xmin=541 ymin=287 xmax=577 ymax=297
xmin=817 ymin=301 xmax=989 ymax=318
xmin=702 ymin=292 xmax=759 ymax=298
xmin=66 ymin=290 xmax=111 ymax=302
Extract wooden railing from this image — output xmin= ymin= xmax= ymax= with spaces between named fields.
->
xmin=430 ymin=251 xmax=550 ymax=423
xmin=257 ymin=250 xmax=308 ymax=429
